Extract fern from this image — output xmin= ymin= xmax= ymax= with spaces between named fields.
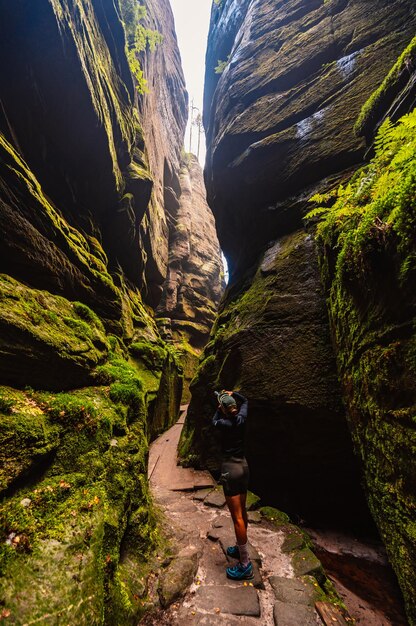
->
xmin=304 ymin=206 xmax=332 ymax=220
xmin=305 ymin=110 xmax=416 ymax=282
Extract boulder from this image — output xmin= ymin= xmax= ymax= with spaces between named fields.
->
xmin=203 ymin=0 xmax=416 ymax=276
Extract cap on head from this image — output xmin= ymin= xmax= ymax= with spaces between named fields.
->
xmin=220 ymin=394 xmax=236 ymax=409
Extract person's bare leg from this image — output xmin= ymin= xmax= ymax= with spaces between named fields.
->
xmin=225 ymin=494 xmax=247 ymax=545
xmin=240 ymin=492 xmax=248 ymax=532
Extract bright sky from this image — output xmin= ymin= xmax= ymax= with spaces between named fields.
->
xmin=169 ymin=0 xmax=229 ymax=282
xmin=169 ymin=0 xmax=212 ymax=164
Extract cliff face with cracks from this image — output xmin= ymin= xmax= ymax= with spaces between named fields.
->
xmin=203 ymin=0 xmax=416 ymax=276
xmin=134 ymin=0 xmax=189 ymax=306
xmin=157 ymin=155 xmax=224 ymax=401
xmin=0 ymin=0 xmax=221 ymax=622
xmin=182 ymin=1 xmax=416 ymax=619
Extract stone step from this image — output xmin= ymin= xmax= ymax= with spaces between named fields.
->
xmin=269 ymin=576 xmax=321 ymax=606
xmin=203 ymin=489 xmax=226 ymax=508
xmin=194 ymin=585 xmax=261 ymax=617
xmin=273 ymin=600 xmax=319 ymax=626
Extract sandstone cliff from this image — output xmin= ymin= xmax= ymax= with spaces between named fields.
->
xmin=313 ymin=37 xmax=416 ymax=623
xmin=157 ymin=155 xmax=224 ymax=401
xmin=182 ymin=2 xmax=416 ymax=621
xmin=0 ymin=0 xmax=220 ymax=622
xmin=134 ymin=0 xmax=189 ymax=305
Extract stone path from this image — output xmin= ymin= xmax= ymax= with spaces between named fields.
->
xmin=144 ymin=408 xmax=350 ymax=625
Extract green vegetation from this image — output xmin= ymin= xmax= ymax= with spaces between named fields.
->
xmin=119 ymin=0 xmax=163 ymax=93
xmin=0 ymin=284 xmax=182 ymax=622
xmin=306 ymin=110 xmax=416 ymax=284
xmin=215 ymin=55 xmax=230 ymax=74
xmin=355 ymin=35 xmax=416 ymax=135
xmin=306 ymin=109 xmax=416 ymax=623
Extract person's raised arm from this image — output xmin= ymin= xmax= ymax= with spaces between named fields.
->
xmin=212 ymin=407 xmax=233 ymax=428
xmin=232 ymin=391 xmax=248 ymax=424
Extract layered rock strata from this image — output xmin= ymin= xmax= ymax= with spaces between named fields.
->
xmin=134 ymin=0 xmax=189 ymax=305
xmin=315 ymin=42 xmax=416 ymax=623
xmin=157 ymin=155 xmax=224 ymax=401
xmin=182 ymin=1 xmax=416 ymax=622
xmin=0 ymin=0 xmax=216 ymax=622
xmin=203 ymin=0 xmax=416 ymax=277
xmin=182 ymin=0 xmax=416 ymax=527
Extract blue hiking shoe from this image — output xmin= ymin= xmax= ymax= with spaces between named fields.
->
xmin=226 ymin=561 xmax=254 ymax=581
xmin=226 ymin=545 xmax=240 ymax=559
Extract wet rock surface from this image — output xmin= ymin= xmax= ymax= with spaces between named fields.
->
xmin=203 ymin=0 xmax=416 ymax=274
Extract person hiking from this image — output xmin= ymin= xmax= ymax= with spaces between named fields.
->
xmin=212 ymin=389 xmax=252 ymax=581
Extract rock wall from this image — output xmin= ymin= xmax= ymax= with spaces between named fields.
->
xmin=181 ymin=1 xmax=416 ymax=621
xmin=0 ymin=0 xmax=218 ymax=622
xmin=203 ymin=0 xmax=416 ymax=277
xmin=314 ymin=39 xmax=416 ymax=624
xmin=157 ymin=155 xmax=224 ymax=401
xmin=183 ymin=0 xmax=416 ymax=527
xmin=135 ymin=0 xmax=189 ymax=306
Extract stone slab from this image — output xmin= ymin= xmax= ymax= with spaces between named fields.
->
xmin=247 ymin=511 xmax=262 ymax=524
xmin=212 ymin=516 xmax=232 ymax=529
xmin=292 ymin=548 xmax=324 ymax=581
xmin=193 ymin=488 xmax=213 ymax=502
xmin=204 ymin=490 xmax=226 ymax=508
xmin=250 ymin=559 xmax=265 ymax=590
xmin=273 ymin=600 xmax=319 ymax=626
xmin=176 ymin=607 xmax=245 ymax=625
xmin=269 ymin=576 xmax=320 ymax=606
xmin=193 ymin=470 xmax=216 ymax=489
xmin=207 ymin=529 xmax=221 ymax=542
xmin=194 ymin=585 xmax=260 ymax=617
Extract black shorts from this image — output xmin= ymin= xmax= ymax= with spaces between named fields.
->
xmin=220 ymin=457 xmax=249 ymax=497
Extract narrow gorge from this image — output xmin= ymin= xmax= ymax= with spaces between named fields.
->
xmin=0 ymin=1 xmax=415 ymax=625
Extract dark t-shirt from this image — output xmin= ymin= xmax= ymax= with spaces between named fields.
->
xmin=212 ymin=391 xmax=248 ymax=458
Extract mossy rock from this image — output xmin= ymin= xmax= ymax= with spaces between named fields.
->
xmin=246 ymin=490 xmax=261 ymax=511
xmin=281 ymin=524 xmax=308 ymax=553
xmin=0 ymin=387 xmax=60 ymax=493
xmin=259 ymin=506 xmax=290 ymax=526
xmin=158 ymin=555 xmax=197 ymax=608
xmin=314 ymin=107 xmax=416 ymax=622
xmin=0 ymin=275 xmax=109 ymax=390
xmin=0 ymin=335 xmax=182 ymax=623
xmin=292 ymin=548 xmax=325 ymax=583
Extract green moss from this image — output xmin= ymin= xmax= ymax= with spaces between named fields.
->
xmin=129 ymin=341 xmax=167 ymax=370
xmin=309 ymin=109 xmax=416 ymax=624
xmin=0 ymin=135 xmax=122 ymax=301
xmin=0 ymin=387 xmax=60 ymax=493
xmin=259 ymin=506 xmax=291 ymax=526
xmin=355 ymin=35 xmax=416 ymax=135
xmin=246 ymin=490 xmax=261 ymax=510
xmin=0 ymin=275 xmax=110 ymax=386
